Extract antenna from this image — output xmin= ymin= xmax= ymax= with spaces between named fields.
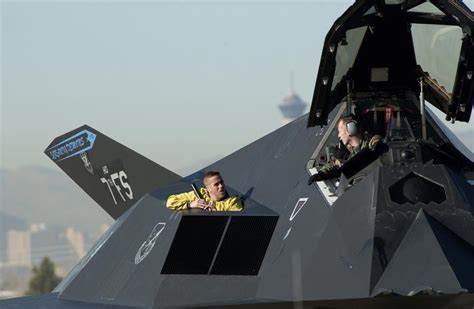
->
xmin=290 ymin=70 xmax=294 ymax=94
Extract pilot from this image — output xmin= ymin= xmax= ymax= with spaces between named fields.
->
xmin=166 ymin=171 xmax=243 ymax=211
xmin=308 ymin=116 xmax=382 ymax=184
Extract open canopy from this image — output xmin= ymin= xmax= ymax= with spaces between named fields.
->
xmin=308 ymin=0 xmax=474 ymax=127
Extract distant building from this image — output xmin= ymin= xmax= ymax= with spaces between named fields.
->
xmin=6 ymin=230 xmax=31 ymax=267
xmin=278 ymin=91 xmax=307 ymax=125
xmin=0 ymin=290 xmax=22 ymax=300
xmin=0 ymin=211 xmax=27 ymax=264
xmin=30 ymin=223 xmax=47 ymax=233
xmin=30 ymin=223 xmax=75 ymax=267
xmin=99 ymin=223 xmax=110 ymax=235
xmin=0 ymin=265 xmax=31 ymax=295
xmin=0 ymin=219 xmax=102 ymax=294
xmin=65 ymin=227 xmax=85 ymax=259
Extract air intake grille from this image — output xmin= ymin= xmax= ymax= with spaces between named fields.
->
xmin=211 ymin=216 xmax=278 ymax=275
xmin=161 ymin=215 xmax=278 ymax=275
xmin=161 ymin=216 xmax=228 ymax=274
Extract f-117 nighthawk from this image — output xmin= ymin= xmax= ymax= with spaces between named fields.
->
xmin=2 ymin=0 xmax=474 ymax=308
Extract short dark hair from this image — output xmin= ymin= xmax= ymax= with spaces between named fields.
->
xmin=203 ymin=171 xmax=221 ymax=184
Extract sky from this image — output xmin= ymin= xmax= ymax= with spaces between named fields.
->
xmin=1 ymin=0 xmax=473 ymax=176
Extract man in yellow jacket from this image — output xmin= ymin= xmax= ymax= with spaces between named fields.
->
xmin=166 ymin=171 xmax=242 ymax=211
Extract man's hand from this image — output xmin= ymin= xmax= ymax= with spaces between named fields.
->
xmin=189 ymin=199 xmax=216 ymax=211
xmin=308 ymin=172 xmax=330 ymax=185
xmin=369 ymin=135 xmax=382 ymax=150
xmin=203 ymin=202 xmax=216 ymax=212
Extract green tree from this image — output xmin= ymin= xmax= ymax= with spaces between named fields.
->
xmin=26 ymin=256 xmax=62 ymax=295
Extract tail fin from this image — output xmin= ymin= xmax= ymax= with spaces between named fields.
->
xmin=44 ymin=125 xmax=181 ymax=219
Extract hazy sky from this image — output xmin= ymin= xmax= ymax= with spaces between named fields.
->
xmin=2 ymin=0 xmax=473 ymax=176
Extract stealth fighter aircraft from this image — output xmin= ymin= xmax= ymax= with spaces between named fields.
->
xmin=2 ymin=0 xmax=474 ymax=308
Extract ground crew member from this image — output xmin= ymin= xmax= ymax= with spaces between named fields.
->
xmin=166 ymin=171 xmax=242 ymax=211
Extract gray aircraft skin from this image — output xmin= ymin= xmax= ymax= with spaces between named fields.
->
xmin=2 ymin=0 xmax=474 ymax=308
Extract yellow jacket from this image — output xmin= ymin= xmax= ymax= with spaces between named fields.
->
xmin=166 ymin=188 xmax=242 ymax=211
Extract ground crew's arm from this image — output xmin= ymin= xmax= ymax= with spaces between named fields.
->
xmin=215 ymin=196 xmax=243 ymax=211
xmin=166 ymin=191 xmax=196 ymax=210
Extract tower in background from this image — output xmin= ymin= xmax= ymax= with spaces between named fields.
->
xmin=278 ymin=73 xmax=307 ymax=125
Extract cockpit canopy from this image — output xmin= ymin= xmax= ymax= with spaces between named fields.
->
xmin=308 ymin=0 xmax=474 ymax=127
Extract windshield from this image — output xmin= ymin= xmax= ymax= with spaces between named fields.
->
xmin=411 ymin=24 xmax=463 ymax=94
xmin=331 ymin=26 xmax=367 ymax=90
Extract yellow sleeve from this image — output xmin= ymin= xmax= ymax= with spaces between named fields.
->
xmin=166 ymin=191 xmax=196 ymax=210
xmin=215 ymin=195 xmax=243 ymax=211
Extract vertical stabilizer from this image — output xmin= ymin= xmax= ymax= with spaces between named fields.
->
xmin=44 ymin=125 xmax=181 ymax=219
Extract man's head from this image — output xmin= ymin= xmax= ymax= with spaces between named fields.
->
xmin=337 ymin=116 xmax=362 ymax=152
xmin=203 ymin=171 xmax=226 ymax=201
